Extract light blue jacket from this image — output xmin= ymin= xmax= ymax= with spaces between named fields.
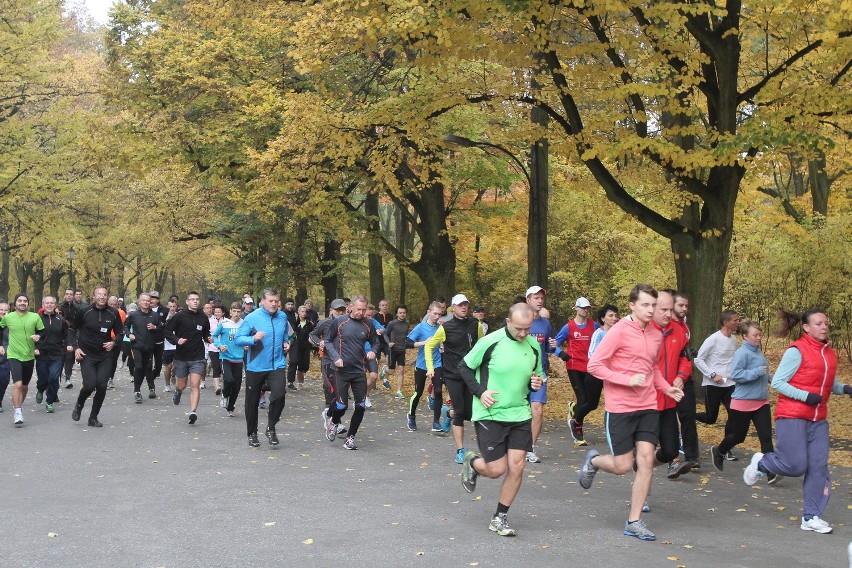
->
xmin=235 ymin=308 xmax=289 ymax=372
xmin=212 ymin=318 xmax=245 ymax=362
xmin=729 ymin=342 xmax=771 ymax=401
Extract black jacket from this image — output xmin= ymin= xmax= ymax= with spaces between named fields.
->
xmin=126 ymin=309 xmax=165 ymax=352
xmin=37 ymin=312 xmax=70 ymax=360
xmin=73 ymin=304 xmax=124 ymax=361
xmin=164 ymin=309 xmax=210 ymax=361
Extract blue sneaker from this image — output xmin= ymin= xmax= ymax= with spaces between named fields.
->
xmin=440 ymin=405 xmax=452 ymax=432
xmin=407 ymin=414 xmax=417 ymax=431
xmin=431 ymin=421 xmax=442 ymax=432
xmin=455 ymin=448 xmax=465 ymax=464
xmin=172 ymin=390 xmax=181 ymax=405
xmin=427 ymin=394 xmax=435 ymax=411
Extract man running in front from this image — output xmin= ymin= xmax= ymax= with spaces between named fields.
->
xmin=458 ymin=303 xmax=543 ymax=537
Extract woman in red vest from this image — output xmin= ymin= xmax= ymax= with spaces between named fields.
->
xmin=742 ymin=308 xmax=851 ymax=534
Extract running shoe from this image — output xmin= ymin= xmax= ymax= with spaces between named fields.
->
xmin=710 ymin=445 xmax=724 ymax=471
xmin=325 ymin=416 xmax=336 ymax=441
xmin=321 ymin=408 xmax=328 ymax=422
xmin=364 ymin=396 xmax=373 ymax=408
xmin=569 ymin=418 xmax=585 ymax=444
xmin=36 ymin=391 xmax=43 ymax=404
xmin=227 ymin=410 xmax=235 ymax=417
xmin=287 ymin=383 xmax=297 ymax=391
xmin=767 ymin=473 xmax=782 ymax=485
xmin=65 ymin=380 xmax=73 ymax=389
xmin=108 ymin=378 xmax=114 ymax=389
xmin=379 ymin=365 xmax=388 ymax=379
xmin=489 ymin=513 xmax=515 ymax=537
xmin=220 ymin=395 xmax=226 ymax=408
xmin=624 ymin=519 xmax=656 ymax=541
xmin=215 ymin=388 xmax=222 ymax=396
xmin=567 ymin=400 xmax=576 ymax=422
xmin=135 ymin=391 xmax=143 ymax=403
xmin=666 ymin=460 xmax=692 ymax=480
xmin=148 ymin=388 xmax=156 ymax=399
xmin=200 ymin=380 xmax=206 ymax=389
xmin=87 ymin=417 xmax=103 ymax=427
xmin=173 ymin=390 xmax=182 ymax=405
xmin=427 ymin=383 xmax=434 ymax=410
xmin=258 ymin=398 xmax=266 ymax=410
xmin=526 ymin=450 xmax=541 ymax=463
xmin=407 ymin=414 xmax=417 ymax=431
xmin=395 ymin=391 xmax=405 ymax=399
xmin=461 ymin=450 xmax=479 ymax=492
xmin=743 ymin=452 xmax=765 ymax=485
xmin=343 ymin=435 xmax=357 ymax=450
xmin=14 ymin=409 xmax=23 ymax=426
xmin=431 ymin=421 xmax=442 ymax=432
xmin=45 ymin=403 xmax=54 ymax=413
xmin=248 ymin=434 xmax=260 ymax=448
xmin=455 ymin=448 xmax=465 ymax=464
xmin=265 ymin=426 xmax=279 ymax=446
xmin=72 ymin=405 xmax=82 ymax=421
xmin=578 ymin=448 xmax=600 ymax=489
xmin=642 ymin=502 xmax=650 ymax=513
xmin=723 ymin=450 xmax=738 ymax=461
xmin=440 ymin=405 xmax=452 ymax=432
xmin=163 ymin=385 xmax=171 ymax=392
xmin=188 ymin=411 xmax=198 ymax=425
xmin=800 ymin=516 xmax=832 ymax=534
xmin=335 ymin=424 xmax=348 ymax=435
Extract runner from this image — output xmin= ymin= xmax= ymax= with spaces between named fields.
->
xmin=321 ymin=295 xmax=380 ymax=450
xmin=286 ymin=305 xmax=315 ymax=391
xmin=34 ymin=296 xmax=72 ymax=414
xmin=742 ymin=308 xmax=851 ymax=534
xmin=524 ymin=286 xmax=554 ymax=463
xmin=59 ymin=288 xmax=83 ymax=389
xmin=0 ymin=301 xmax=9 ymax=412
xmin=580 ymin=284 xmax=683 ymax=541
xmin=695 ymin=310 xmax=741 ymax=461
xmin=711 ymin=320 xmax=775 ymax=478
xmin=164 ymin=291 xmax=211 ymax=425
xmin=207 ymin=303 xmax=225 ymax=395
xmin=0 ymin=294 xmax=45 ymax=426
xmin=125 ymin=293 xmax=164 ymax=402
xmin=405 ymin=302 xmax=443 ymax=432
xmin=212 ymin=302 xmax=246 ymax=417
xmin=310 ymin=299 xmax=349 ymax=436
xmin=577 ymin=303 xmax=619 ymax=445
xmin=458 ymin=302 xmax=543 ymax=537
xmin=670 ymin=291 xmax=700 ymax=469
xmin=424 ymin=294 xmax=483 ymax=463
xmin=70 ymin=287 xmax=124 ymax=428
xmin=235 ymin=288 xmax=290 ymax=447
xmin=161 ymin=299 xmax=178 ymax=392
xmin=554 ymin=296 xmax=598 ymax=445
xmin=385 ymin=305 xmax=410 ymax=402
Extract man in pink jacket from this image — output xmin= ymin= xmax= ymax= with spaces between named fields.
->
xmin=577 ymin=284 xmax=683 ymax=542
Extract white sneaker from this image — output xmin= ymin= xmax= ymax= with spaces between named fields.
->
xmin=164 ymin=385 xmax=171 ymax=392
xmin=14 ymin=409 xmax=23 ymax=426
xmin=200 ymin=380 xmax=206 ymax=389
xmin=364 ymin=396 xmax=373 ymax=408
xmin=219 ymin=395 xmax=226 ymax=408
xmin=743 ymin=452 xmax=765 ymax=485
xmin=801 ymin=516 xmax=832 ymax=534
xmin=525 ymin=450 xmax=541 ymax=463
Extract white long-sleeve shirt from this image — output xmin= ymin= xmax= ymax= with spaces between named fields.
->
xmin=693 ymin=330 xmax=739 ymax=387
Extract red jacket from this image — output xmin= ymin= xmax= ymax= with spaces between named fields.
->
xmin=775 ymin=334 xmax=838 ymax=422
xmin=652 ymin=321 xmax=692 ymax=410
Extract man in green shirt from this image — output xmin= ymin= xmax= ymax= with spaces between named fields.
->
xmin=457 ymin=302 xmax=543 ymax=537
xmin=0 ymin=294 xmax=45 ymax=426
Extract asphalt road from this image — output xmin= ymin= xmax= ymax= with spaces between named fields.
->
xmin=1 ymin=366 xmax=848 ymax=568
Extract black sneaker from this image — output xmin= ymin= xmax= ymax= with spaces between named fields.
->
xmin=173 ymin=390 xmax=182 ymax=405
xmin=215 ymin=388 xmax=222 ymax=396
xmin=666 ymin=460 xmax=692 ymax=480
xmin=265 ymin=426 xmax=279 ymax=446
xmin=188 ymin=412 xmax=197 ymax=425
xmin=287 ymin=383 xmax=297 ymax=391
xmin=72 ymin=405 xmax=82 ymax=422
xmin=87 ymin=417 xmax=103 ymax=427
xmin=148 ymin=388 xmax=156 ymax=399
xmin=248 ymin=434 xmax=260 ymax=448
xmin=710 ymin=445 xmax=724 ymax=471
xmin=135 ymin=391 xmax=143 ymax=403
xmin=722 ymin=450 xmax=738 ymax=461
xmin=65 ymin=381 xmax=74 ymax=389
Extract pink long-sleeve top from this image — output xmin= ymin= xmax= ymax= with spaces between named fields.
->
xmin=587 ymin=316 xmax=671 ymax=413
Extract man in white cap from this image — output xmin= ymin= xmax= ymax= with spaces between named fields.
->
xmin=524 ymin=286 xmax=555 ymax=462
xmin=554 ymin=295 xmax=598 ymax=445
xmin=424 ymin=293 xmax=483 ymax=463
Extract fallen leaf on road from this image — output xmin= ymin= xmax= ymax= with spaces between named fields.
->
xmin=264 ymin=522 xmax=276 ymax=526
xmin=303 ymin=539 xmax=313 ymax=545
xmin=667 ymin=557 xmax=678 ymax=561
xmin=48 ymin=532 xmax=58 ymax=538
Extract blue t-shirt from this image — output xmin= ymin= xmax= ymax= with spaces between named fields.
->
xmin=530 ymin=316 xmax=553 ymax=373
xmin=408 ymin=320 xmax=441 ymax=370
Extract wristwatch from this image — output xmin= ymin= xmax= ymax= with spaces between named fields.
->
xmin=709 ymin=372 xmax=717 ymax=379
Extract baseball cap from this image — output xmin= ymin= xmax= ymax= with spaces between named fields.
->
xmin=525 ymin=285 xmax=546 ymax=297
xmin=472 ymin=306 xmax=484 ymax=313
xmin=574 ymin=297 xmax=592 ymax=308
xmin=451 ymin=294 xmax=470 ymax=305
xmin=149 ymin=291 xmax=160 ymax=298
xmin=330 ymin=298 xmax=347 ymax=310
xmin=244 ymin=297 xmax=254 ymax=304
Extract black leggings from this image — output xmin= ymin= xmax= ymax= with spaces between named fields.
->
xmin=677 ymin=379 xmax=700 ymax=462
xmin=655 ymin=408 xmax=681 ymax=463
xmin=409 ymin=367 xmax=443 ymax=420
xmin=574 ymin=373 xmax=603 ymax=424
xmin=696 ymin=384 xmax=734 ymax=424
xmin=208 ymin=351 xmax=222 ymax=378
xmin=568 ymin=370 xmax=590 ymax=414
xmin=221 ymin=360 xmax=243 ymax=412
xmin=76 ymin=355 xmax=113 ymax=420
xmin=718 ymin=404 xmax=774 ymax=455
xmin=328 ymin=371 xmax=368 ymax=437
xmin=444 ymin=376 xmax=473 ymax=427
xmin=63 ymin=349 xmax=75 ymax=381
xmin=131 ymin=348 xmax=155 ymax=392
xmin=244 ymin=368 xmax=286 ymax=436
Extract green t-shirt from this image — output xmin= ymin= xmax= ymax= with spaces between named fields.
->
xmin=462 ymin=328 xmax=543 ymax=422
xmin=0 ymin=311 xmax=44 ymax=361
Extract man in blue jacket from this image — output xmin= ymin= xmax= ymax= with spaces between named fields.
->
xmin=236 ymin=288 xmax=291 ymax=448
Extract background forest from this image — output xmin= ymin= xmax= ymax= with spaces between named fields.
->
xmin=1 ymin=0 xmax=850 ymax=360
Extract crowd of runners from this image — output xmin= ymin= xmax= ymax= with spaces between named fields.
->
xmin=0 ymin=284 xmax=848 ymax=541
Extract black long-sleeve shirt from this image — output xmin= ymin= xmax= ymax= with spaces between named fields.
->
xmin=126 ymin=309 xmax=165 ymax=352
xmin=36 ymin=312 xmax=70 ymax=360
xmin=73 ymin=305 xmax=124 ymax=361
xmin=164 ymin=309 xmax=210 ymax=361
xmin=324 ymin=315 xmax=379 ymax=372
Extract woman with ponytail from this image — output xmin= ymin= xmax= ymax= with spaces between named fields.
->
xmin=742 ymin=309 xmax=852 ymax=534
